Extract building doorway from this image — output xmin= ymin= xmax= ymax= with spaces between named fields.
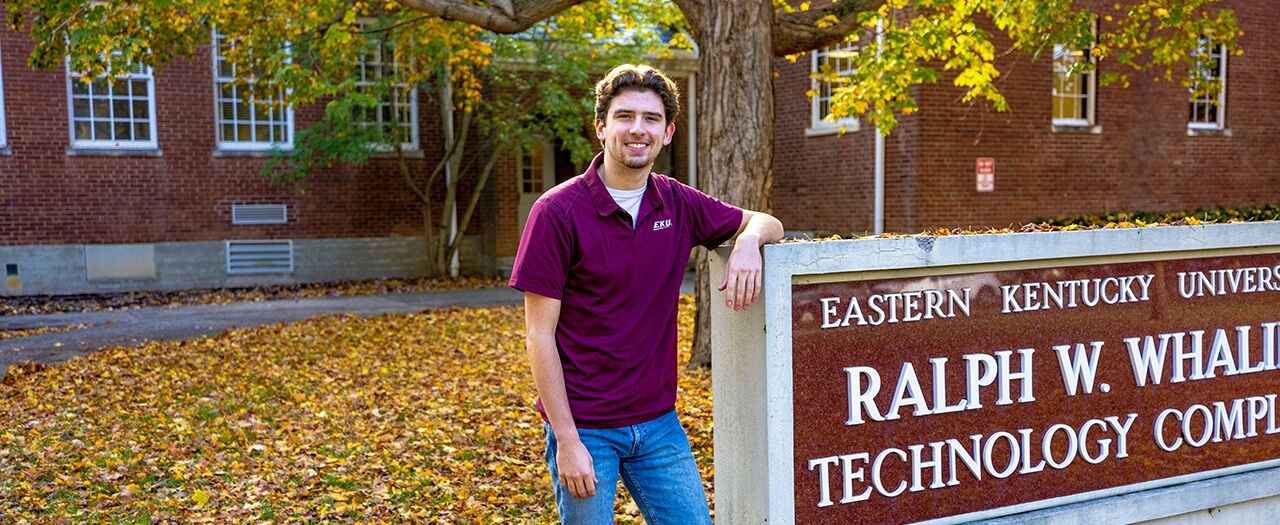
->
xmin=517 ymin=142 xmax=556 ymax=239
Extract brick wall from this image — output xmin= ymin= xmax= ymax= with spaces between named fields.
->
xmin=1 ymin=7 xmax=705 ymax=273
xmin=1 ymin=17 xmax=483 ymax=250
xmin=773 ymin=0 xmax=1280 ymax=235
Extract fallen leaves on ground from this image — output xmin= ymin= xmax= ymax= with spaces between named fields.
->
xmin=1 ymin=276 xmax=508 ymax=316
xmin=0 ymin=295 xmax=714 ymax=523
xmin=783 ymin=206 xmax=1277 ymax=244
xmin=0 ymin=324 xmax=89 ymax=342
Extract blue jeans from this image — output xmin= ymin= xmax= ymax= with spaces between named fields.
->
xmin=544 ymin=410 xmax=712 ymax=524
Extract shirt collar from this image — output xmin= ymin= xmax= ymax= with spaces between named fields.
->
xmin=584 ymin=152 xmax=666 ymax=218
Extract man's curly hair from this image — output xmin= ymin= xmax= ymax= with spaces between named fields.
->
xmin=594 ymin=64 xmax=681 ymax=124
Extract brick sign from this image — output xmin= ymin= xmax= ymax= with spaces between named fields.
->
xmin=790 ymin=253 xmax=1280 ymax=524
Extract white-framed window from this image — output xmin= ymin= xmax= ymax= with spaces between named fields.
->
xmin=355 ymin=20 xmax=418 ymax=150
xmin=1189 ymin=39 xmax=1227 ymax=131
xmin=809 ymin=41 xmax=859 ymax=135
xmin=522 ymin=142 xmax=552 ymax=193
xmin=212 ymin=29 xmax=293 ymax=150
xmin=1052 ymin=43 xmax=1096 ymax=127
xmin=66 ymin=60 xmax=158 ymax=149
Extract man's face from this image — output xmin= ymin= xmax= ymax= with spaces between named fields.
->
xmin=595 ymin=89 xmax=675 ymax=171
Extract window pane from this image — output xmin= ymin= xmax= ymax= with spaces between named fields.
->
xmin=134 ymin=122 xmax=150 ymax=140
xmin=73 ymin=99 xmax=91 ymax=118
xmin=113 ymin=99 xmax=131 ymax=119
xmin=93 ymin=121 xmax=111 ymax=139
xmin=114 ymin=121 xmax=132 ymax=140
xmin=75 ymin=121 xmax=93 ymax=140
xmin=92 ymin=98 xmax=110 ymax=119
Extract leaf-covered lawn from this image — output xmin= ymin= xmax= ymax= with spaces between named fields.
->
xmin=1 ymin=296 xmax=713 ymax=523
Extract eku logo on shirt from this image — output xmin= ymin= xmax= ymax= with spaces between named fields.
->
xmin=653 ymin=219 xmax=673 ymax=231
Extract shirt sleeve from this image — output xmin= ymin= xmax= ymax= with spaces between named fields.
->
xmin=508 ymin=199 xmax=573 ymax=300
xmin=677 ymin=182 xmax=745 ymax=250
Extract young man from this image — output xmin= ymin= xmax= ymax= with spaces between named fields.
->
xmin=509 ymin=64 xmax=784 ymax=523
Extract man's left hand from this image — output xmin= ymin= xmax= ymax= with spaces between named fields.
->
xmin=718 ymin=234 xmax=763 ymax=311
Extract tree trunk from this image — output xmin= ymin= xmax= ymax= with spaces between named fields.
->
xmin=677 ymin=0 xmax=776 ymax=368
xmin=447 ymin=147 xmax=500 ymax=269
xmin=433 ymin=89 xmax=471 ymax=278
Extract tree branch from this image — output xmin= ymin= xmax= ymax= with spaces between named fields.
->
xmin=773 ymin=0 xmax=881 ymax=56
xmin=394 ymin=0 xmax=590 ymax=34
xmin=490 ymin=0 xmax=515 ymax=19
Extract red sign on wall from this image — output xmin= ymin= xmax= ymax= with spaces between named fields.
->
xmin=976 ymin=157 xmax=995 ymax=192
xmin=790 ymin=253 xmax=1280 ymax=523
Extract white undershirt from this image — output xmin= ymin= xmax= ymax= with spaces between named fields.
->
xmin=607 ymin=184 xmax=647 ymax=228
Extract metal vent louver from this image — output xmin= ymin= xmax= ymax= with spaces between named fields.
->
xmin=232 ymin=204 xmax=288 ymax=225
xmin=226 ymin=240 xmax=294 ymax=275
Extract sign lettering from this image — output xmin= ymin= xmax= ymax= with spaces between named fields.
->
xmin=791 ymin=254 xmax=1280 ymax=523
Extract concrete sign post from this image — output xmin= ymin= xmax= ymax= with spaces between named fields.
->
xmin=711 ymin=222 xmax=1280 ymax=524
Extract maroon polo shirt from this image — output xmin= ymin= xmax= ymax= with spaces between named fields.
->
xmin=510 ymin=153 xmax=743 ymax=428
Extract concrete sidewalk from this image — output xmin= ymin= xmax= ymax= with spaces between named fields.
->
xmin=0 ymin=286 xmax=524 ymax=378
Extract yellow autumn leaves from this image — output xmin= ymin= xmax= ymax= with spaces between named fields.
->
xmin=0 ymin=297 xmax=714 ymax=523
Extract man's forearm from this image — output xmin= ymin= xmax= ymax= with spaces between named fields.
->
xmin=527 ymin=336 xmax=579 ymax=441
xmin=524 ymin=292 xmax=577 ymax=441
xmin=736 ymin=211 xmax=784 ymax=247
xmin=523 ymin=291 xmax=598 ymax=497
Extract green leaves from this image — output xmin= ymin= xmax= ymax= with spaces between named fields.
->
xmin=814 ymin=0 xmax=1241 ymax=135
xmin=480 ymin=0 xmax=684 ymax=165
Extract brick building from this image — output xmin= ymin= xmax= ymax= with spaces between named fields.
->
xmin=772 ymin=0 xmax=1279 ymax=236
xmin=0 ymin=9 xmax=695 ymax=295
xmin=4 ymin=2 xmax=1275 ymax=296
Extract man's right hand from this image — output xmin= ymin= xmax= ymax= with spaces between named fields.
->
xmin=557 ymin=437 xmax=598 ymax=498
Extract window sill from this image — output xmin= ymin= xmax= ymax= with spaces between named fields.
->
xmin=0 ymin=145 xmax=11 ymax=156
xmin=1051 ymin=124 xmax=1102 ymax=134
xmin=805 ymin=124 xmax=860 ymax=137
xmin=367 ymin=149 xmax=424 ymax=159
xmin=213 ymin=148 xmax=291 ymax=158
xmin=1187 ymin=127 xmax=1231 ymax=137
xmin=66 ymin=146 xmax=163 ymax=157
